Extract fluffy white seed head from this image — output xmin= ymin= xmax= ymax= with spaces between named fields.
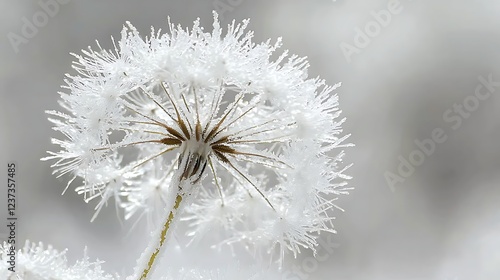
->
xmin=43 ymin=12 xmax=352 ymax=264
xmin=0 ymin=241 xmax=114 ymax=280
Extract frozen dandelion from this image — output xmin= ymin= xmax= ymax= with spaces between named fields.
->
xmin=43 ymin=12 xmax=352 ymax=278
xmin=0 ymin=241 xmax=114 ymax=280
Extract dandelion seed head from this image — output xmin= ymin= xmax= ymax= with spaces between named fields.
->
xmin=44 ymin=12 xmax=352 ymax=264
xmin=0 ymin=241 xmax=115 ymax=280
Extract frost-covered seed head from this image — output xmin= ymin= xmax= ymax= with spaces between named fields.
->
xmin=0 ymin=241 xmax=114 ymax=280
xmin=43 ymin=12 xmax=353 ymax=263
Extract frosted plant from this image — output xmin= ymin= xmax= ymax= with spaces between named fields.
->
xmin=0 ymin=240 xmax=281 ymax=280
xmin=43 ymin=12 xmax=352 ymax=279
xmin=0 ymin=241 xmax=114 ymax=280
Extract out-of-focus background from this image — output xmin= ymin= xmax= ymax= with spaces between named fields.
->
xmin=1 ymin=0 xmax=500 ymax=279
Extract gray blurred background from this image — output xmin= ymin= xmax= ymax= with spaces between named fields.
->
xmin=1 ymin=0 xmax=500 ymax=279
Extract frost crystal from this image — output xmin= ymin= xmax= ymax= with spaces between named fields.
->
xmin=44 ymin=12 xmax=352 ymax=265
xmin=0 ymin=241 xmax=114 ymax=280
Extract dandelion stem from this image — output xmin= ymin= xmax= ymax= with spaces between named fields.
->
xmin=137 ymin=193 xmax=183 ymax=280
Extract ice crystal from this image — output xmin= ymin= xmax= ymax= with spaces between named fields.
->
xmin=0 ymin=241 xmax=114 ymax=280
